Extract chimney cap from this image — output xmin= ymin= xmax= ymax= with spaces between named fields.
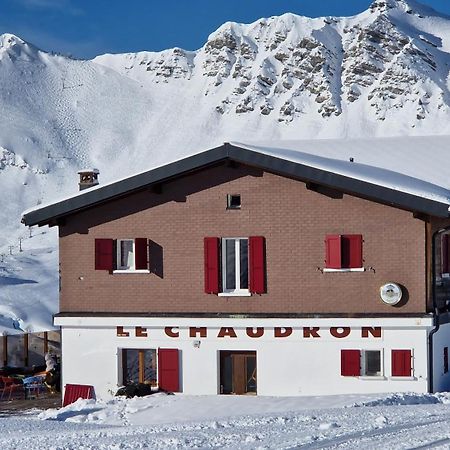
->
xmin=78 ymin=168 xmax=99 ymax=175
xmin=78 ymin=169 xmax=100 ymax=191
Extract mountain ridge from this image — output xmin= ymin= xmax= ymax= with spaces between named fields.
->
xmin=93 ymin=0 xmax=450 ymax=125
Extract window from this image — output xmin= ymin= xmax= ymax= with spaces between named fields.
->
xmin=442 ymin=235 xmax=450 ymax=276
xmin=117 ymin=239 xmax=135 ymax=270
xmin=204 ymin=236 xmax=266 ymax=295
xmin=227 ymin=194 xmax=241 ymax=209
xmin=341 ymin=349 xmax=383 ymax=377
xmin=445 ymin=347 xmax=449 ymax=374
xmin=95 ymin=238 xmax=149 ymax=272
xmin=222 ymin=238 xmax=249 ymax=294
xmin=122 ymin=349 xmax=157 ymax=385
xmin=121 ymin=348 xmax=180 ymax=392
xmin=362 ymin=350 xmax=382 ymax=376
xmin=325 ymin=234 xmax=363 ymax=271
xmin=391 ymin=349 xmax=412 ymax=377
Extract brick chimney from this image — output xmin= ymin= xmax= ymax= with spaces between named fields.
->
xmin=78 ymin=169 xmax=99 ymax=191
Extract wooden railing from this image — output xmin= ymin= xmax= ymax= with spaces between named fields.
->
xmin=1 ymin=330 xmax=61 ymax=368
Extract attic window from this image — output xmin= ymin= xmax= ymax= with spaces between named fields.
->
xmin=227 ymin=194 xmax=241 ymax=209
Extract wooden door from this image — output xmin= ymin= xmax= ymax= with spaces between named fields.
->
xmin=232 ymin=354 xmax=247 ymax=395
xmin=220 ymin=351 xmax=257 ymax=395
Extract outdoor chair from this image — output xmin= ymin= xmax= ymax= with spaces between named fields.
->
xmin=0 ymin=376 xmax=24 ymax=401
xmin=23 ymin=375 xmax=47 ymax=399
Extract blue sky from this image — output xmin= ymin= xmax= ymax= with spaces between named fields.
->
xmin=1 ymin=0 xmax=449 ymax=58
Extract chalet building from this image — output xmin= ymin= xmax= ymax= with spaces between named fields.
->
xmin=22 ymin=138 xmax=450 ymax=398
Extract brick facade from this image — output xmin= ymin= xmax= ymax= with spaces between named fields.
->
xmin=59 ymin=164 xmax=427 ymax=315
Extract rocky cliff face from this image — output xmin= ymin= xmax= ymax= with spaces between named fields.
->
xmin=95 ymin=0 xmax=450 ymax=126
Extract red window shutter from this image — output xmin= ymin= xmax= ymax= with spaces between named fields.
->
xmin=444 ymin=347 xmax=449 ymax=374
xmin=95 ymin=239 xmax=114 ymax=270
xmin=158 ymin=348 xmax=180 ymax=392
xmin=392 ymin=350 xmax=412 ymax=376
xmin=342 ymin=234 xmax=363 ymax=268
xmin=204 ymin=237 xmax=220 ymax=294
xmin=326 ymin=235 xmax=341 ymax=269
xmin=135 ymin=238 xmax=148 ymax=270
xmin=341 ymin=350 xmax=360 ymax=376
xmin=249 ymin=236 xmax=266 ymax=294
xmin=442 ymin=235 xmax=449 ymax=274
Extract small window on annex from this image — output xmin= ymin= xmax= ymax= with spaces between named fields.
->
xmin=445 ymin=347 xmax=449 ymax=374
xmin=363 ymin=350 xmax=382 ymax=376
xmin=122 ymin=349 xmax=157 ymax=386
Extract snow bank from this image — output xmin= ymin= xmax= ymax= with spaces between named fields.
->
xmin=38 ymin=393 xmax=370 ymax=426
xmin=38 ymin=391 xmax=450 ymax=427
xmin=352 ymin=391 xmax=450 ymax=407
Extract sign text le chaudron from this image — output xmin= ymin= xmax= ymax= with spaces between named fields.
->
xmin=116 ymin=326 xmax=382 ymax=339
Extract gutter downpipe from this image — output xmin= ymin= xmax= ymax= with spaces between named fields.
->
xmin=428 ymin=225 xmax=450 ymax=393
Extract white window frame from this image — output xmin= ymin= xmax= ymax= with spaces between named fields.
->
xmin=323 ymin=268 xmax=365 ymax=273
xmin=218 ymin=237 xmax=251 ymax=297
xmin=360 ymin=349 xmax=384 ymax=379
xmin=113 ymin=239 xmax=150 ymax=274
xmin=116 ymin=238 xmax=135 ymax=271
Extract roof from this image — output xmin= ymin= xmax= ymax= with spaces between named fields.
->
xmin=22 ymin=138 xmax=450 ymax=226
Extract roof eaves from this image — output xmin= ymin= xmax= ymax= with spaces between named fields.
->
xmin=226 ymin=144 xmax=450 ymax=218
xmin=22 ymin=142 xmax=450 ymax=226
xmin=23 ymin=144 xmax=230 ymax=226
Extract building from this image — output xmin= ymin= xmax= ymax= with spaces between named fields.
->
xmin=22 ymin=138 xmax=450 ymax=398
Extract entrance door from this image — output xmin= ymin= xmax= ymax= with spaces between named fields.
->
xmin=220 ymin=351 xmax=257 ymax=395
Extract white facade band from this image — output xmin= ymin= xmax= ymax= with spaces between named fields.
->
xmin=57 ymin=316 xmax=450 ymax=399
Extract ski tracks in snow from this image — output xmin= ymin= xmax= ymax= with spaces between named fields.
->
xmin=295 ymin=415 xmax=450 ymax=449
xmin=4 ymin=398 xmax=450 ymax=449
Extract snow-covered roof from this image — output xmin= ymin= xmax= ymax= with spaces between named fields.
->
xmin=231 ymin=136 xmax=450 ymax=205
xmin=22 ymin=137 xmax=450 ymax=226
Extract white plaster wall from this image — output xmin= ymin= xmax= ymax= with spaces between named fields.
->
xmin=432 ymin=321 xmax=450 ymax=392
xmin=58 ymin=317 xmax=432 ymax=399
xmin=61 ymin=327 xmax=120 ymax=398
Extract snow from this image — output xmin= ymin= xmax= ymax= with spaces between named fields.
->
xmin=4 ymin=2 xmax=450 ymax=444
xmin=23 ymin=134 xmax=450 ymax=220
xmin=232 ymin=136 xmax=450 ymax=204
xmin=0 ymin=229 xmax=58 ymax=334
xmin=1 ymin=392 xmax=450 ymax=448
xmin=5 ymin=0 xmax=450 ymax=334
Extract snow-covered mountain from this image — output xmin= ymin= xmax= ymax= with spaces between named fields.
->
xmin=2 ymin=0 xmax=450 ymax=333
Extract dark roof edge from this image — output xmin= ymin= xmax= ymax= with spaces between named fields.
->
xmin=23 ymin=144 xmax=230 ymax=226
xmin=23 ymin=143 xmax=450 ymax=226
xmin=226 ymin=144 xmax=450 ymax=218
